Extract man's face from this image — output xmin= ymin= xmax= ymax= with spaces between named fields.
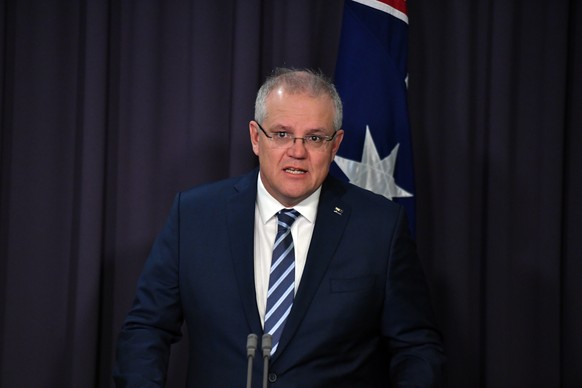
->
xmin=249 ymin=88 xmax=344 ymax=208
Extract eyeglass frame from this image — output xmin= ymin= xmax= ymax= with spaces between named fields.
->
xmin=254 ymin=121 xmax=339 ymax=149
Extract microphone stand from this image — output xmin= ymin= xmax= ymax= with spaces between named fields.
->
xmin=261 ymin=334 xmax=272 ymax=388
xmin=246 ymin=334 xmax=258 ymax=388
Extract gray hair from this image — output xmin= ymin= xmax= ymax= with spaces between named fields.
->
xmin=254 ymin=68 xmax=343 ymax=131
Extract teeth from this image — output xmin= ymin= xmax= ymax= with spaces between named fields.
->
xmin=285 ymin=168 xmax=305 ymax=174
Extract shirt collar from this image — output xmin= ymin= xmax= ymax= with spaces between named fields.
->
xmin=256 ymin=171 xmax=320 ymax=225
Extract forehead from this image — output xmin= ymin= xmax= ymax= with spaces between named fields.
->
xmin=265 ymin=89 xmax=335 ymax=126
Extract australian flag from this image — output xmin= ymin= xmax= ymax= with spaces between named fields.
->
xmin=332 ymin=0 xmax=416 ymax=234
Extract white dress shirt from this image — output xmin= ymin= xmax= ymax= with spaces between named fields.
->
xmin=254 ymin=172 xmax=320 ymax=328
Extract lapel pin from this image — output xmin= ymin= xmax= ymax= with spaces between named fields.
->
xmin=333 ymin=207 xmax=344 ymax=215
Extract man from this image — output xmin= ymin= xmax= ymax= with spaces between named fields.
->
xmin=114 ymin=68 xmax=445 ymax=387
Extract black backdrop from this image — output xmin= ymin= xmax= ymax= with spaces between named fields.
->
xmin=1 ymin=1 xmax=580 ymax=387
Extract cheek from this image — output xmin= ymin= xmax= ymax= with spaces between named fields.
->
xmin=315 ymin=154 xmax=334 ymax=171
xmin=258 ymin=148 xmax=281 ymax=168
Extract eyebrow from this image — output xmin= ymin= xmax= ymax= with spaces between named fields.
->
xmin=269 ymin=124 xmax=329 ymax=134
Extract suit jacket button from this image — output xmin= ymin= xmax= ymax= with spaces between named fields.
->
xmin=268 ymin=373 xmax=277 ymax=383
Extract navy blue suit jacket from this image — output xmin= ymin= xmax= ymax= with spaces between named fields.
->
xmin=114 ymin=169 xmax=445 ymax=387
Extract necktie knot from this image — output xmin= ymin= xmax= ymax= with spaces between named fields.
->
xmin=277 ymin=208 xmax=299 ymax=231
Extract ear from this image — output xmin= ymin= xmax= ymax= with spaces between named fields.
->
xmin=330 ymin=129 xmax=344 ymax=158
xmin=249 ymin=121 xmax=260 ymax=156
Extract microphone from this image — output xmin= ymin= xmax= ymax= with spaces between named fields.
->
xmin=261 ymin=334 xmax=272 ymax=388
xmin=246 ymin=334 xmax=258 ymax=388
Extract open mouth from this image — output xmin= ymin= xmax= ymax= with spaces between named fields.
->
xmin=284 ymin=168 xmax=306 ymax=175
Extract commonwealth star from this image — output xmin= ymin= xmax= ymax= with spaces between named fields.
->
xmin=334 ymin=126 xmax=413 ymax=200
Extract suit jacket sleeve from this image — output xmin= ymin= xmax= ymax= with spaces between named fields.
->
xmin=384 ymin=207 xmax=445 ymax=386
xmin=113 ymin=194 xmax=183 ymax=387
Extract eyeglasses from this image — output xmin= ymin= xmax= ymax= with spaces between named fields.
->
xmin=255 ymin=121 xmax=338 ymax=150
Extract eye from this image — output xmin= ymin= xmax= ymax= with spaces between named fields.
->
xmin=306 ymin=135 xmax=324 ymax=143
xmin=273 ymin=132 xmax=290 ymax=139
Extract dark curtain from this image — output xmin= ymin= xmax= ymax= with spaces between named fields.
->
xmin=408 ymin=1 xmax=582 ymax=387
xmin=0 ymin=1 xmax=579 ymax=387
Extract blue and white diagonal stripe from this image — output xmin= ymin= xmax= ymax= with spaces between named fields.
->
xmin=264 ymin=209 xmax=299 ymax=354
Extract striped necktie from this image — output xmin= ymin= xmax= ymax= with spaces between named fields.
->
xmin=264 ymin=208 xmax=300 ymax=354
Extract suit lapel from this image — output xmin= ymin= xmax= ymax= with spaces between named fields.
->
xmin=227 ymin=169 xmax=263 ymax=336
xmin=272 ymin=176 xmax=350 ymax=362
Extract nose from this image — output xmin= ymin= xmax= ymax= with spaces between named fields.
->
xmin=287 ymin=137 xmax=308 ymax=157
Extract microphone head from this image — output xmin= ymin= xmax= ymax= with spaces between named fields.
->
xmin=247 ymin=334 xmax=258 ymax=357
xmin=261 ymin=334 xmax=272 ymax=358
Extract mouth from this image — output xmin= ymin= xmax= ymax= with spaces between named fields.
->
xmin=284 ymin=167 xmax=307 ymax=175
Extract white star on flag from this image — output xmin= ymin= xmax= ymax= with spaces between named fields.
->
xmin=334 ymin=125 xmax=413 ymax=200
